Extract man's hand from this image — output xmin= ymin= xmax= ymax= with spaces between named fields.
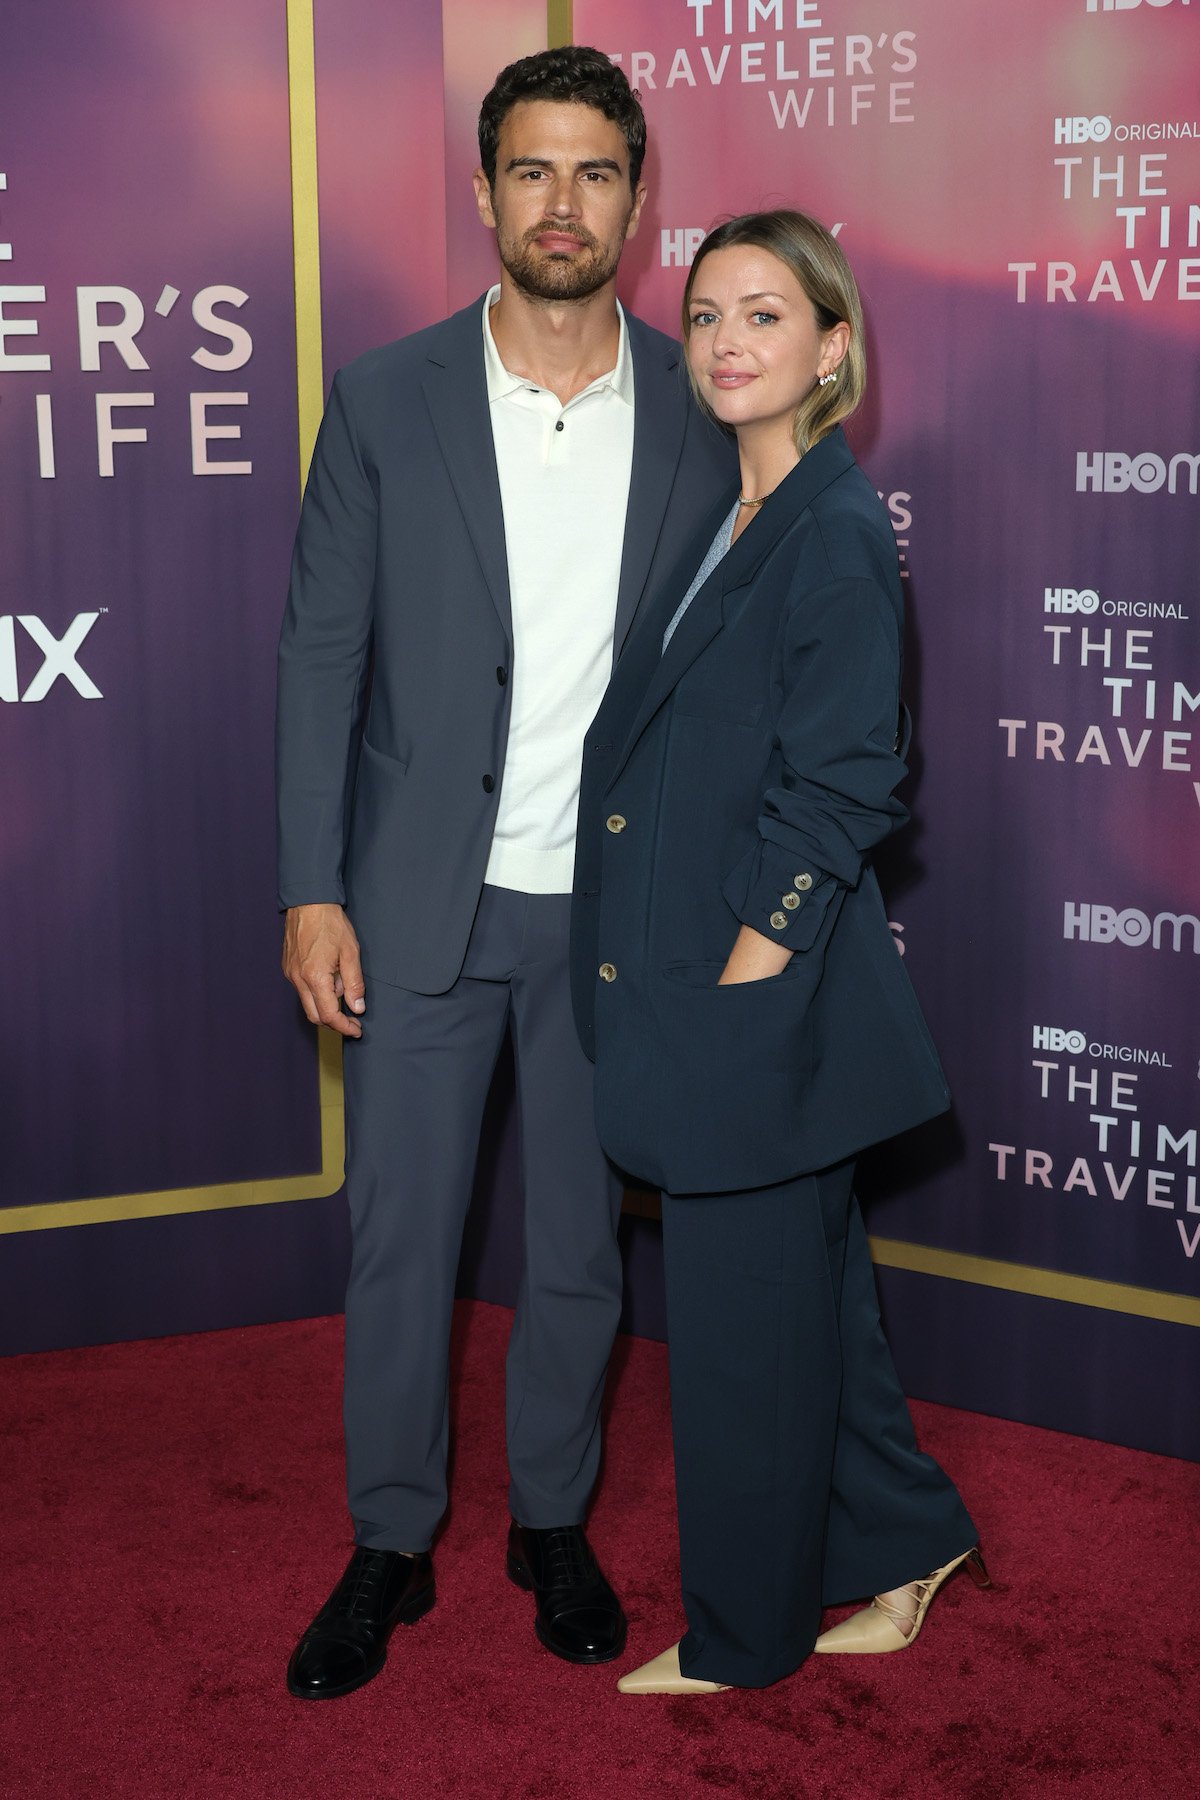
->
xmin=282 ymin=903 xmax=366 ymax=1039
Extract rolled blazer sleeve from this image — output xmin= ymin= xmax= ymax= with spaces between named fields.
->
xmin=720 ymin=575 xmax=908 ymax=948
xmin=276 ymin=372 xmax=378 ymax=909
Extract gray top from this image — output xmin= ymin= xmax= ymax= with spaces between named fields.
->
xmin=661 ymin=499 xmax=741 ymax=652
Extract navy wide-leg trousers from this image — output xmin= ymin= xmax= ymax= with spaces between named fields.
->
xmin=662 ymin=1160 xmax=977 ymax=1688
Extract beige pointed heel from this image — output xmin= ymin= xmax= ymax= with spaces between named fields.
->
xmin=616 ymin=1641 xmax=730 ymax=1695
xmin=814 ymin=1547 xmax=992 ymax=1655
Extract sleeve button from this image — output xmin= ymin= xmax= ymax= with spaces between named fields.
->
xmin=770 ymin=911 xmax=788 ymax=930
xmin=782 ymin=893 xmax=800 ymax=910
xmin=795 ymin=872 xmax=813 ymax=891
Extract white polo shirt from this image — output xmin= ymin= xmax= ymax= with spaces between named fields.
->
xmin=481 ymin=284 xmax=635 ymax=895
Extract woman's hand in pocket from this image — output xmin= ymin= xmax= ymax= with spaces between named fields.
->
xmin=717 ymin=924 xmax=795 ymax=986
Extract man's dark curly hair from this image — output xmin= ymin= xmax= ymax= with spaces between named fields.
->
xmin=478 ymin=46 xmax=647 ymax=194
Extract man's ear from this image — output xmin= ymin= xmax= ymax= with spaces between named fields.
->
xmin=473 ymin=168 xmax=497 ymax=230
xmin=624 ymin=180 xmax=649 ymax=241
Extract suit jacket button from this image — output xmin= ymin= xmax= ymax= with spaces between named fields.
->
xmin=782 ymin=892 xmax=800 ymax=910
xmin=795 ymin=872 xmax=813 ymax=890
xmin=496 ymin=666 xmax=508 ymax=685
xmin=769 ymin=911 xmax=788 ymax=930
xmin=482 ymin=774 xmax=495 ymax=792
xmin=598 ymin=962 xmax=617 ymax=982
xmin=606 ymin=814 xmax=627 ymax=833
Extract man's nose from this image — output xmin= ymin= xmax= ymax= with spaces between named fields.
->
xmin=545 ymin=176 xmax=581 ymax=218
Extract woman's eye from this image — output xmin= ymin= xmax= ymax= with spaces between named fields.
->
xmin=750 ymin=311 xmax=779 ymax=326
xmin=690 ymin=312 xmax=717 ymax=328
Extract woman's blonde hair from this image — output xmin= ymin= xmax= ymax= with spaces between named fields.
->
xmin=681 ymin=208 xmax=866 ymax=456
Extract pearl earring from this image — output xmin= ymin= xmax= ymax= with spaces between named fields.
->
xmin=818 ymin=369 xmax=839 ymax=388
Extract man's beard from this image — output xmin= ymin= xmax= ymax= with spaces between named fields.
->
xmin=497 ymin=220 xmax=626 ymax=302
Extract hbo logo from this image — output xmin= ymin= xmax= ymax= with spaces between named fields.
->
xmin=1044 ymin=587 xmax=1099 ymax=614
xmin=1054 ymin=115 xmax=1112 ymax=144
xmin=1032 ymin=1027 xmax=1087 ymax=1053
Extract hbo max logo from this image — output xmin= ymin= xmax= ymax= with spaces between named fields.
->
xmin=1054 ymin=116 xmax=1111 ymax=144
xmin=1087 ymin=1 xmax=1191 ymax=11
xmin=1 ymin=613 xmax=102 ymax=702
xmin=1044 ymin=587 xmax=1099 ymax=614
xmin=1077 ymin=451 xmax=1200 ymax=494
xmin=1065 ymin=902 xmax=1200 ymax=952
xmin=1032 ymin=1027 xmax=1086 ymax=1052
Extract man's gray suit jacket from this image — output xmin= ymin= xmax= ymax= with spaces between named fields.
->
xmin=276 ymin=294 xmax=735 ymax=995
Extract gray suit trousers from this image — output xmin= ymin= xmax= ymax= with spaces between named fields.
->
xmin=342 ymin=884 xmax=624 ymax=1551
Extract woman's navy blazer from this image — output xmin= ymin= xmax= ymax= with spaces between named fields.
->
xmin=570 ymin=426 xmax=950 ymax=1195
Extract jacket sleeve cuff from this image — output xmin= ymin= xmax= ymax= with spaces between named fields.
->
xmin=720 ymin=840 xmax=838 ymax=951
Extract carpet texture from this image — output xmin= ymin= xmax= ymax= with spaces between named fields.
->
xmin=3 ymin=1300 xmax=1198 ymax=1799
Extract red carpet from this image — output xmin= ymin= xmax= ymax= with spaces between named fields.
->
xmin=4 ymin=1300 xmax=1198 ymax=1800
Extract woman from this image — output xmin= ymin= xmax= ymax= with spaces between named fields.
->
xmin=570 ymin=211 xmax=988 ymax=1694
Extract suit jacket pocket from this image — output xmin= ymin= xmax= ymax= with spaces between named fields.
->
xmin=359 ymin=735 xmax=410 ymax=776
xmin=349 ymin=736 xmax=412 ymax=881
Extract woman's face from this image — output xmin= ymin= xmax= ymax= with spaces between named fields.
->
xmin=685 ymin=245 xmax=847 ymax=436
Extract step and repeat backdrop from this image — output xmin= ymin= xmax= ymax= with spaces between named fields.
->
xmin=2 ymin=0 xmax=1197 ymax=1456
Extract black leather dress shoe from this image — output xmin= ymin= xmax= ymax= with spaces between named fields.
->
xmin=287 ymin=1547 xmax=435 ymax=1699
xmin=506 ymin=1521 xmax=627 ymax=1664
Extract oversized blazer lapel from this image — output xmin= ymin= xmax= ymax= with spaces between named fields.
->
xmin=612 ymin=314 xmax=692 ymax=657
xmin=420 ymin=297 xmax=512 ymax=641
xmin=607 ymin=427 xmax=857 ymax=789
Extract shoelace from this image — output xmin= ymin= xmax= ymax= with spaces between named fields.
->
xmin=541 ymin=1530 xmax=594 ymax=1590
xmin=328 ymin=1549 xmax=394 ymax=1620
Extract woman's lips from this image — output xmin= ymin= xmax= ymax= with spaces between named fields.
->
xmin=710 ymin=371 xmax=757 ymax=387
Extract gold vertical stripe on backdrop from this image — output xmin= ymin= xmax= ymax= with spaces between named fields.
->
xmin=287 ymin=0 xmax=326 ymax=485
xmin=286 ymin=0 xmax=346 ymax=1184
xmin=547 ymin=1 xmax=573 ymax=48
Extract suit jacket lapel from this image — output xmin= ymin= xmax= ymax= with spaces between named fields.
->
xmin=420 ymin=299 xmax=512 ymax=640
xmin=612 ymin=317 xmax=691 ymax=657
xmin=605 ymin=428 xmax=857 ymax=788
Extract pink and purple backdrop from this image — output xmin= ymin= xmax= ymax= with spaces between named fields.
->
xmin=3 ymin=0 xmax=1197 ymax=1457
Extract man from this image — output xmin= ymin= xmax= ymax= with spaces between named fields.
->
xmin=277 ymin=46 xmax=734 ymax=1700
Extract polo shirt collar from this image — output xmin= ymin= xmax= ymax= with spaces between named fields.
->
xmin=481 ymin=283 xmax=633 ymax=407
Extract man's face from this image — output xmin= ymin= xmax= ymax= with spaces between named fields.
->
xmin=475 ymin=99 xmax=646 ymax=303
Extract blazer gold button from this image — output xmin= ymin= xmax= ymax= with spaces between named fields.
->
xmin=770 ymin=911 xmax=788 ymax=930
xmin=606 ymin=814 xmax=627 ymax=833
xmin=598 ymin=962 xmax=617 ymax=982
xmin=782 ymin=892 xmax=800 ymax=910
xmin=795 ymin=872 xmax=813 ymax=890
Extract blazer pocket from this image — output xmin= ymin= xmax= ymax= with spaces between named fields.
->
xmin=663 ymin=958 xmax=806 ymax=992
xmin=673 ymin=691 xmax=764 ymax=728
